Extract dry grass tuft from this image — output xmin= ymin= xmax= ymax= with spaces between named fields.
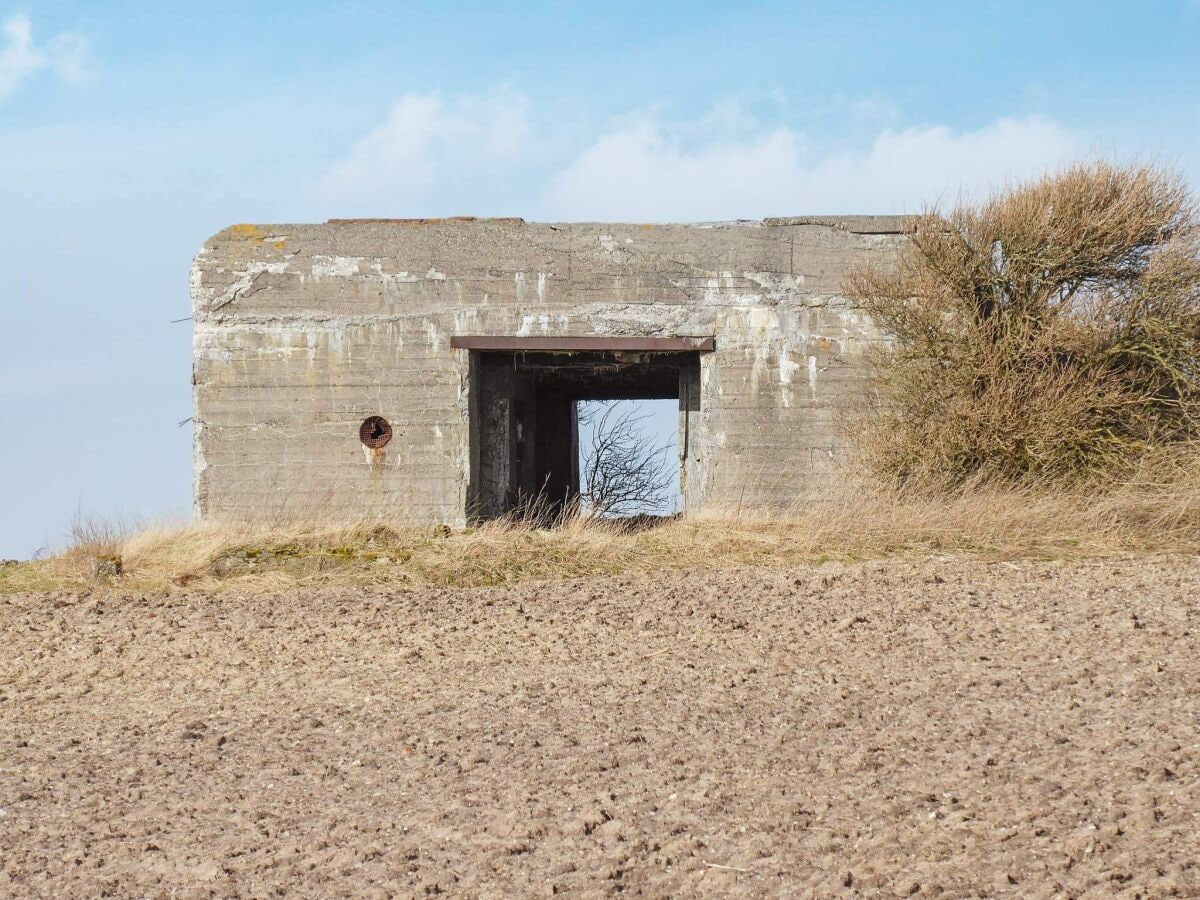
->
xmin=5 ymin=447 xmax=1200 ymax=594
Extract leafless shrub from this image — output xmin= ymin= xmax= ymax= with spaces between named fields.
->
xmin=846 ymin=161 xmax=1200 ymax=485
xmin=580 ymin=401 xmax=676 ymax=518
xmin=64 ymin=512 xmax=134 ymax=580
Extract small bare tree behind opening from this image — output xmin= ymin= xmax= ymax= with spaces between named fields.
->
xmin=579 ymin=401 xmax=676 ymax=518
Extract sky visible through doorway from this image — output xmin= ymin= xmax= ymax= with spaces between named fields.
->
xmin=576 ymin=399 xmax=682 ymax=517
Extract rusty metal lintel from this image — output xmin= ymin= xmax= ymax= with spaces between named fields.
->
xmin=449 ymin=336 xmax=715 ymax=352
xmin=326 ymin=216 xmax=525 ymax=226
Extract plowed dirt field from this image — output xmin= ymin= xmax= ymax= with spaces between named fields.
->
xmin=2 ymin=557 xmax=1198 ymax=896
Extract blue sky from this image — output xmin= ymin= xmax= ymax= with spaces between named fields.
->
xmin=2 ymin=1 xmax=1199 ymax=556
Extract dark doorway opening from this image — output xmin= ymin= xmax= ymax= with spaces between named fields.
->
xmin=467 ymin=348 xmax=702 ymax=521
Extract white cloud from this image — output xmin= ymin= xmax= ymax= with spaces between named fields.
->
xmin=0 ymin=14 xmax=92 ymax=103
xmin=320 ymin=90 xmax=1088 ymax=221
xmin=541 ymin=110 xmax=1081 ymax=220
xmin=316 ymin=87 xmax=531 ymax=212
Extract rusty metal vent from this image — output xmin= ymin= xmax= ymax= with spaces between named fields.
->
xmin=359 ymin=416 xmax=393 ymax=448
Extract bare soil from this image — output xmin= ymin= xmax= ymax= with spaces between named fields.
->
xmin=2 ymin=557 xmax=1198 ymax=897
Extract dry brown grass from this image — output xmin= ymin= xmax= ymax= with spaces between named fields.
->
xmin=5 ymin=447 xmax=1200 ymax=595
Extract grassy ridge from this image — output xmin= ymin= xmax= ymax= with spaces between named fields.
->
xmin=6 ymin=449 xmax=1200 ymax=594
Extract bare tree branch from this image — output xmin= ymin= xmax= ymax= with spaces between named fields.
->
xmin=579 ymin=401 xmax=676 ymax=518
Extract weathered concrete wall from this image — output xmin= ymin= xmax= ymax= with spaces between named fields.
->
xmin=191 ymin=216 xmax=906 ymax=523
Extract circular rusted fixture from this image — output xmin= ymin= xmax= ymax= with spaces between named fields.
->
xmin=359 ymin=416 xmax=393 ymax=449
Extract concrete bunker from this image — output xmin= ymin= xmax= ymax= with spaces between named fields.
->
xmin=458 ymin=336 xmax=710 ymax=520
xmin=190 ymin=216 xmax=909 ymax=524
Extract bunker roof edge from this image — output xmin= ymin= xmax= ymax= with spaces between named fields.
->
xmin=200 ymin=214 xmax=911 ymax=248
